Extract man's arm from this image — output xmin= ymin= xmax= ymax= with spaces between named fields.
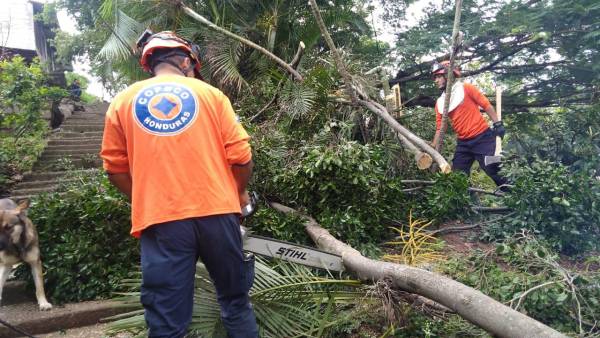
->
xmin=107 ymin=172 xmax=132 ymax=201
xmin=231 ymin=160 xmax=254 ymax=207
xmin=484 ymin=105 xmax=499 ymax=123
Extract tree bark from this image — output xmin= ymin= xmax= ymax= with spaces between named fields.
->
xmin=307 ymin=0 xmax=356 ymax=102
xmin=270 ymin=202 xmax=566 ymax=338
xmin=360 ymin=100 xmax=451 ymax=173
xmin=178 ymin=2 xmax=303 ymax=82
xmin=433 ymin=0 xmax=463 ymax=152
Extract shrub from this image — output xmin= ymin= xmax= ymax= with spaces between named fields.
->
xmin=271 ymin=140 xmax=407 ymax=250
xmin=0 ymin=56 xmax=67 ymax=190
xmin=0 ymin=131 xmax=46 ymax=193
xmin=488 ymin=158 xmax=600 ymax=254
xmin=0 ymin=56 xmax=66 ymax=135
xmin=15 ymin=171 xmax=138 ymax=303
xmin=416 ymin=172 xmax=472 ymax=223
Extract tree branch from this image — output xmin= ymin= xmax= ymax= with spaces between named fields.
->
xmin=178 ymin=1 xmax=303 ymax=82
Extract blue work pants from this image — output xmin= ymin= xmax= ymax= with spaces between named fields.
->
xmin=453 ymin=129 xmax=508 ymax=187
xmin=140 ymin=214 xmax=258 ymax=338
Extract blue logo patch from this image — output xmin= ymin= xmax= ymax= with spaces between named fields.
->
xmin=133 ymin=83 xmax=198 ymax=136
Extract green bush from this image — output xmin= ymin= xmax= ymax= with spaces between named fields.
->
xmin=271 ymin=140 xmax=407 ymax=250
xmin=510 ymin=105 xmax=600 ymax=176
xmin=0 ymin=131 xmax=46 ymax=193
xmin=244 ymin=202 xmax=310 ymax=244
xmin=0 ymin=56 xmax=67 ymax=189
xmin=488 ymin=158 xmax=600 ymax=254
xmin=416 ymin=172 xmax=472 ymax=223
xmin=16 ymin=171 xmax=138 ymax=304
xmin=0 ymin=56 xmax=66 ymax=134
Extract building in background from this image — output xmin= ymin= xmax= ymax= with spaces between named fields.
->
xmin=0 ymin=0 xmax=70 ymax=86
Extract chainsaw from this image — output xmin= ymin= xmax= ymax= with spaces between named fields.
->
xmin=240 ymin=193 xmax=344 ymax=273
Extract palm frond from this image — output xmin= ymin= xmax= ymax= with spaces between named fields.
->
xmin=279 ymin=80 xmax=316 ymax=120
xmin=106 ymin=256 xmax=367 ymax=337
xmin=201 ymin=31 xmax=248 ymax=93
xmin=98 ymin=9 xmax=144 ymax=62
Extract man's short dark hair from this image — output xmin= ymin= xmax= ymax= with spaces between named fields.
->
xmin=148 ymin=48 xmax=190 ymax=73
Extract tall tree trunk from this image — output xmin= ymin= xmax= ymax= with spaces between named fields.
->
xmin=270 ymin=203 xmax=566 ymax=338
xmin=433 ymin=0 xmax=463 ymax=152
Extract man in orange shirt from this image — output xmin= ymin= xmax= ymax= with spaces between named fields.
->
xmin=100 ymin=31 xmax=258 ymax=338
xmin=431 ymin=61 xmax=507 ymax=188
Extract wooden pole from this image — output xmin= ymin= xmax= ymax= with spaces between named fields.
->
xmin=433 ymin=0 xmax=464 ymax=152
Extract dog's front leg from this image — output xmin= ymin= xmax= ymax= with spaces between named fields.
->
xmin=0 ymin=264 xmax=11 ymax=306
xmin=30 ymin=259 xmax=52 ymax=310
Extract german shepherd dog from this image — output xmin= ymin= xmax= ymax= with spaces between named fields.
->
xmin=0 ymin=198 xmax=52 ymax=310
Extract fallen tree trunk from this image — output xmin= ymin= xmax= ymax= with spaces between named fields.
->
xmin=270 ymin=202 xmax=565 ymax=338
xmin=397 ymin=133 xmax=433 ymax=170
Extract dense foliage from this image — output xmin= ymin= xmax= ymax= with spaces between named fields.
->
xmin=487 ymin=159 xmax=600 ymax=254
xmin=442 ymin=235 xmax=600 ymax=334
xmin=384 ymin=0 xmax=600 ymax=112
xmin=0 ymin=57 xmax=66 ymax=191
xmin=16 ymin=171 xmax=138 ymax=303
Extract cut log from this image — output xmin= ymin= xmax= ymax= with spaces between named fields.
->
xmin=270 ymin=202 xmax=566 ymax=338
xmin=396 ymin=133 xmax=432 ymax=170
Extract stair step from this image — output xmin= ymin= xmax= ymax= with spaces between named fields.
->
xmin=0 ymin=300 xmax=125 ymax=338
xmin=45 ymin=144 xmax=101 ymax=151
xmin=60 ymin=125 xmax=105 ymax=133
xmin=40 ymin=153 xmax=100 ymax=160
xmin=10 ymin=186 xmax=59 ymax=196
xmin=54 ymin=131 xmax=104 ymax=138
xmin=47 ymin=137 xmax=102 ymax=145
xmin=11 ymin=191 xmax=70 ymax=202
xmin=22 ymin=169 xmax=99 ymax=181
xmin=33 ymin=158 xmax=103 ymax=171
xmin=13 ymin=178 xmax=79 ymax=190
xmin=61 ymin=120 xmax=105 ymax=127
xmin=42 ymin=148 xmax=100 ymax=156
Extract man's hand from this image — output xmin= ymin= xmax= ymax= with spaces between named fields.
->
xmin=493 ymin=121 xmax=506 ymax=139
xmin=239 ymin=190 xmax=250 ymax=209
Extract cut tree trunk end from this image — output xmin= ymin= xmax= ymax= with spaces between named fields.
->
xmin=269 ymin=202 xmax=566 ymax=338
xmin=415 ymin=152 xmax=433 ymax=170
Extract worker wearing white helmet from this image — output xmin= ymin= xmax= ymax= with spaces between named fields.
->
xmin=431 ymin=60 xmax=508 ymax=188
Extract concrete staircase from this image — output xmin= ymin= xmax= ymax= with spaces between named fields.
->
xmin=0 ymin=281 xmax=126 ymax=338
xmin=9 ymin=102 xmax=109 ymax=201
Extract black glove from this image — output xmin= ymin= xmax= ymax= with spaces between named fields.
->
xmin=493 ymin=121 xmax=506 ymax=139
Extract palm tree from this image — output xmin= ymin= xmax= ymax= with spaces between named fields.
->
xmin=93 ymin=0 xmax=372 ymax=96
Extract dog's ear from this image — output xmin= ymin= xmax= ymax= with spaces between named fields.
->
xmin=16 ymin=199 xmax=30 ymax=212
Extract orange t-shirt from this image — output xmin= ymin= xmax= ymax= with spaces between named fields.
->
xmin=435 ymin=83 xmax=492 ymax=140
xmin=100 ymin=75 xmax=251 ymax=237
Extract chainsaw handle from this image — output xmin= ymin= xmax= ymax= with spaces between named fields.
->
xmin=240 ymin=191 xmax=259 ymax=219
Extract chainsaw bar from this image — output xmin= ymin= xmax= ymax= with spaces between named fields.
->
xmin=243 ymin=234 xmax=345 ymax=272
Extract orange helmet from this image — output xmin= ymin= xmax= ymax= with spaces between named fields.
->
xmin=137 ymin=30 xmax=202 ymax=76
xmin=431 ymin=60 xmax=461 ymax=77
